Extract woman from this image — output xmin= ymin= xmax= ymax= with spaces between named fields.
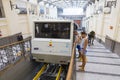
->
xmin=75 ymin=31 xmax=82 ymax=58
xmin=79 ymin=32 xmax=88 ymax=71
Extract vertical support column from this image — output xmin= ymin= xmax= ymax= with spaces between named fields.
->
xmin=95 ymin=15 xmax=98 ymax=34
xmin=26 ymin=1 xmax=31 ymax=34
xmin=113 ymin=0 xmax=120 ymax=41
xmin=1 ymin=0 xmax=11 ymax=35
xmin=100 ymin=13 xmax=105 ymax=42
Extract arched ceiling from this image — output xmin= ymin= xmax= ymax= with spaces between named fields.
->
xmin=37 ymin=0 xmax=95 ymax=9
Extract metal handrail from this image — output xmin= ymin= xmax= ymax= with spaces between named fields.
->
xmin=66 ymin=42 xmax=76 ymax=80
xmin=0 ymin=32 xmax=21 ymax=38
xmin=0 ymin=36 xmax=31 ymax=71
xmin=0 ymin=37 xmax=31 ymax=49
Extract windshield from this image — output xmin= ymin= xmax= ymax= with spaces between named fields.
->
xmin=34 ymin=22 xmax=71 ymax=39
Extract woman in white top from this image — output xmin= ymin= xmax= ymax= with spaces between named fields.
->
xmin=79 ymin=32 xmax=88 ymax=71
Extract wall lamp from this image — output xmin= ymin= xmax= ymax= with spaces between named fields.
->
xmin=9 ymin=0 xmax=20 ymax=14
xmin=9 ymin=0 xmax=17 ymax=10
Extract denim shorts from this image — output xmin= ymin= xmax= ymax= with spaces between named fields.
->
xmin=76 ymin=45 xmax=81 ymax=51
xmin=81 ymin=49 xmax=87 ymax=54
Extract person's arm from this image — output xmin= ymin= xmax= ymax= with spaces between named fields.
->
xmin=77 ymin=36 xmax=81 ymax=43
xmin=75 ymin=36 xmax=80 ymax=43
xmin=75 ymin=36 xmax=78 ymax=43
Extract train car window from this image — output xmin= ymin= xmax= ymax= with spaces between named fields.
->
xmin=35 ymin=22 xmax=70 ymax=39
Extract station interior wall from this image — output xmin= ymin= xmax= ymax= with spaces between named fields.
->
xmin=83 ymin=0 xmax=120 ymax=55
xmin=84 ymin=0 xmax=120 ymax=42
xmin=0 ymin=0 xmax=29 ymax=37
xmin=0 ymin=0 xmax=58 ymax=38
xmin=0 ymin=0 xmax=120 ymax=55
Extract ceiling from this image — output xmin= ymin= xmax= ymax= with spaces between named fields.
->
xmin=37 ymin=0 xmax=94 ymax=9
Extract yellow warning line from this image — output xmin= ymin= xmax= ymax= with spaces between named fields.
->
xmin=56 ymin=66 xmax=62 ymax=80
xmin=33 ymin=64 xmax=47 ymax=80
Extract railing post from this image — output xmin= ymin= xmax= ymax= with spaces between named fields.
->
xmin=66 ymin=43 xmax=76 ymax=80
xmin=73 ymin=46 xmax=76 ymax=80
xmin=29 ymin=38 xmax=33 ymax=61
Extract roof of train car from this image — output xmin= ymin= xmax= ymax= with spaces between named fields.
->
xmin=33 ymin=19 xmax=73 ymax=23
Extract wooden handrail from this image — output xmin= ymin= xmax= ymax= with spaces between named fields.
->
xmin=66 ymin=42 xmax=76 ymax=80
xmin=22 ymin=33 xmax=32 ymax=35
xmin=0 ymin=37 xmax=31 ymax=49
xmin=0 ymin=32 xmax=22 ymax=39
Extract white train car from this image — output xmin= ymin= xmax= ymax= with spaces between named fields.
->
xmin=32 ymin=20 xmax=73 ymax=64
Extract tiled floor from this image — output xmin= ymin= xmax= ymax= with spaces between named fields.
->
xmin=76 ymin=41 xmax=120 ymax=80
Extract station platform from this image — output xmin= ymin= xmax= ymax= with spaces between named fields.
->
xmin=76 ymin=41 xmax=120 ymax=80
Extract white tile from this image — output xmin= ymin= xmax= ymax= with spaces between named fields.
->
xmin=76 ymin=72 xmax=120 ymax=80
xmin=86 ymin=52 xmax=119 ymax=58
xmin=76 ymin=62 xmax=120 ymax=75
xmin=87 ymin=57 xmax=120 ymax=65
xmin=88 ymin=46 xmax=105 ymax=49
xmin=87 ymin=49 xmax=111 ymax=53
xmin=76 ymin=41 xmax=120 ymax=80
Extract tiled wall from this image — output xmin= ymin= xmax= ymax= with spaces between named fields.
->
xmin=104 ymin=36 xmax=120 ymax=56
xmin=114 ymin=42 xmax=120 ymax=56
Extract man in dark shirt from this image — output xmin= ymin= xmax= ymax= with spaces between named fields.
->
xmin=89 ymin=31 xmax=95 ymax=45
